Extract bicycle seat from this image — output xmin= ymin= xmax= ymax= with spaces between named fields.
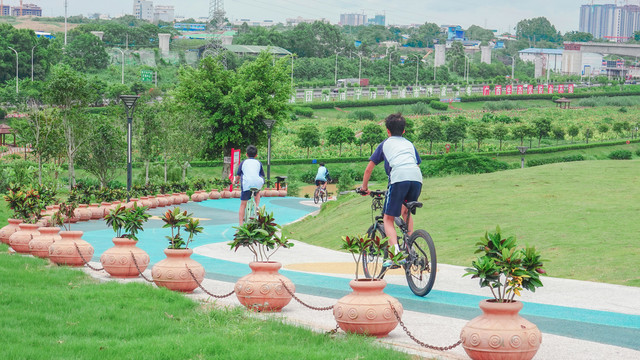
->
xmin=405 ymin=201 xmax=423 ymax=215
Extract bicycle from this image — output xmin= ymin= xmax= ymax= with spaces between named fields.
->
xmin=313 ymin=182 xmax=329 ymax=204
xmin=243 ymin=187 xmax=261 ymax=223
xmin=356 ymin=188 xmax=437 ymax=297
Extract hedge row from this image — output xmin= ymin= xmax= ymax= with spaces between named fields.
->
xmin=527 ymin=154 xmax=585 ymax=167
xmin=294 ymin=89 xmax=640 ymax=109
xmin=486 ymin=138 xmax=640 ymax=157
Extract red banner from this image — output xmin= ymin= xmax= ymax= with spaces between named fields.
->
xmin=568 ymin=84 xmax=574 ymax=93
xmin=558 ymin=84 xmax=565 ymax=94
xmin=517 ymin=85 xmax=523 ymax=95
xmin=230 ymin=148 xmax=241 ymax=191
xmin=527 ymin=85 xmax=534 ymax=94
xmin=547 ymin=84 xmax=554 ymax=94
xmin=537 ymin=85 xmax=544 ymax=94
xmin=482 ymin=86 xmax=490 ymax=96
xmin=495 ymin=85 xmax=502 ymax=96
xmin=506 ymin=85 xmax=512 ymax=95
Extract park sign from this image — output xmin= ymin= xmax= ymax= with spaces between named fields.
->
xmin=481 ymin=84 xmax=575 ymax=96
xmin=141 ymin=70 xmax=153 ymax=82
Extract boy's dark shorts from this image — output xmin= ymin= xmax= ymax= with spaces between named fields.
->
xmin=315 ymin=180 xmax=326 ymax=186
xmin=384 ymin=181 xmax=422 ymax=217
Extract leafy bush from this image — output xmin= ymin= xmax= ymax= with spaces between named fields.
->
xmin=527 ymin=154 xmax=585 ymax=167
xmin=421 ymin=153 xmax=508 ymax=177
xmin=0 ymin=107 xmax=6 ymax=119
xmin=607 ymin=150 xmax=632 ymax=160
xmin=293 ymin=107 xmax=314 ymax=118
xmin=482 ymin=101 xmax=523 ymax=111
xmin=636 ymin=148 xmax=640 ymax=157
xmin=348 ymin=110 xmax=376 ymax=120
xmin=285 ymin=181 xmax=301 ymax=197
xmin=429 ymin=100 xmax=449 ymax=111
xmin=337 ymin=172 xmax=355 ymax=193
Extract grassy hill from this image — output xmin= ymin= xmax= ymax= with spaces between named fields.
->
xmin=282 ymin=160 xmax=640 ymax=287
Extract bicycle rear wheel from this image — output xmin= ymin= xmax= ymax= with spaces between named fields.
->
xmin=313 ymin=188 xmax=320 ymax=204
xmin=404 ymin=229 xmax=437 ymax=297
xmin=362 ymin=224 xmax=386 ymax=279
xmin=321 ymin=189 xmax=328 ymax=202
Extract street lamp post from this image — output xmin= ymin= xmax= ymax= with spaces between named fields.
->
xmin=412 ymin=54 xmax=421 ymax=88
xmin=510 ymin=56 xmax=516 ymax=85
xmin=115 ymin=48 xmax=125 ymax=84
xmin=262 ymin=119 xmax=276 ymax=182
xmin=517 ymin=146 xmax=528 ymax=169
xmin=334 ymin=50 xmax=341 ymax=85
xmin=120 ymin=95 xmax=141 ymax=199
xmin=8 ymin=46 xmax=18 ymax=94
xmin=464 ymin=54 xmax=471 ymax=84
xmin=31 ymin=44 xmax=38 ymax=81
xmin=357 ymin=52 xmax=363 ymax=85
xmin=291 ymin=55 xmax=294 ymax=86
xmin=387 ymin=50 xmax=395 ymax=83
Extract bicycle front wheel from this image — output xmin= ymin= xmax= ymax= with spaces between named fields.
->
xmin=404 ymin=229 xmax=437 ymax=297
xmin=321 ymin=189 xmax=328 ymax=202
xmin=313 ymin=188 xmax=320 ymax=204
xmin=362 ymin=224 xmax=386 ymax=279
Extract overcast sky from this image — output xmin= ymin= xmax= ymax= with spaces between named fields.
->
xmin=32 ymin=0 xmax=600 ymax=33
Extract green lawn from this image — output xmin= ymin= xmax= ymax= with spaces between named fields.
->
xmin=283 ymin=160 xmax=640 ymax=287
xmin=0 ymin=246 xmax=411 ymax=360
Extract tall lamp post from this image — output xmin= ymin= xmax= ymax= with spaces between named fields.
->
xmin=334 ymin=50 xmax=341 ymax=85
xmin=115 ymin=48 xmax=125 ymax=84
xmin=357 ymin=52 xmax=363 ymax=84
xmin=412 ymin=54 xmax=421 ymax=88
xmin=120 ymin=95 xmax=140 ymax=198
xmin=262 ymin=119 xmax=276 ymax=182
xmin=8 ymin=46 xmax=18 ymax=94
xmin=517 ymin=146 xmax=528 ymax=169
xmin=510 ymin=55 xmax=516 ymax=85
xmin=31 ymin=44 xmax=38 ymax=81
xmin=387 ymin=50 xmax=395 ymax=82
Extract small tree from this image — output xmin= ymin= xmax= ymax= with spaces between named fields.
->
xmin=567 ymin=124 xmax=579 ymax=143
xmin=511 ymin=123 xmax=529 ymax=146
xmin=492 ymin=123 xmax=509 ymax=150
xmin=597 ymin=123 xmax=610 ymax=140
xmin=295 ymin=124 xmax=321 ymax=158
xmin=360 ymin=123 xmax=386 ymax=155
xmin=77 ymin=118 xmax=125 ymax=188
xmin=551 ymin=126 xmax=565 ymax=145
xmin=419 ymin=118 xmax=443 ymax=154
xmin=469 ymin=122 xmax=492 ymax=151
xmin=533 ymin=118 xmax=552 ymax=147
xmin=583 ymin=127 xmax=591 ymax=144
xmin=444 ymin=117 xmax=467 ymax=151
xmin=326 ymin=126 xmax=355 ymax=156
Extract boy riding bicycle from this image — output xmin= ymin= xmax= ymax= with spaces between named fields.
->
xmin=359 ymin=113 xmax=422 ymax=268
xmin=233 ymin=145 xmax=265 ymax=226
xmin=315 ymin=162 xmax=330 ymax=190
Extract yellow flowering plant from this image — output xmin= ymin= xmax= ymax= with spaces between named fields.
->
xmin=463 ymin=226 xmax=547 ymax=303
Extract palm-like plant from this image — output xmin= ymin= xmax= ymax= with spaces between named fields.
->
xmin=341 ymin=233 xmax=405 ymax=280
xmin=229 ymin=207 xmax=292 ymax=262
xmin=104 ymin=204 xmax=151 ymax=241
xmin=161 ymin=207 xmax=202 ymax=249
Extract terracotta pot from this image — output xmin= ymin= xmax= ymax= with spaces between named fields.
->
xmin=460 ymin=300 xmax=542 ymax=360
xmin=231 ymin=190 xmax=241 ymax=198
xmin=148 ymin=196 xmax=159 ymax=208
xmin=0 ymin=219 xmax=23 ymax=244
xmin=162 ymin=194 xmax=173 ymax=206
xmin=100 ymin=202 xmax=112 ymax=217
xmin=29 ymin=227 xmax=61 ymax=258
xmin=220 ymin=190 xmax=232 ymax=199
xmin=36 ymin=212 xmax=50 ymax=227
xmin=9 ymin=223 xmax=40 ymax=254
xmin=151 ymin=248 xmax=205 ymax=293
xmin=333 ymin=279 xmax=402 ymax=338
xmin=100 ymin=237 xmax=151 ymax=278
xmin=157 ymin=194 xmax=168 ymax=207
xmin=49 ymin=231 xmax=95 ymax=267
xmin=208 ymin=189 xmax=221 ymax=199
xmin=89 ymin=204 xmax=103 ymax=220
xmin=191 ymin=191 xmax=202 ymax=202
xmin=278 ymin=189 xmax=287 ymax=197
xmin=235 ymin=261 xmax=294 ymax=312
xmin=75 ymin=204 xmax=92 ymax=222
xmin=171 ymin=193 xmax=182 ymax=204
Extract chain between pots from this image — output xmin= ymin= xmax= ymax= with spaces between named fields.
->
xmin=388 ymin=301 xmax=462 ymax=351
xmin=279 ymin=279 xmax=334 ymax=311
xmin=74 ymin=243 xmax=104 ymax=271
xmin=186 ymin=266 xmax=236 ymax=299
xmin=130 ymin=251 xmax=154 ymax=283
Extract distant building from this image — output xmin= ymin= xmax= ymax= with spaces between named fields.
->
xmin=154 ymin=5 xmax=174 ymax=23
xmin=11 ymin=3 xmax=42 ymax=16
xmin=368 ymin=14 xmax=385 ymax=26
xmin=286 ymin=16 xmax=329 ymax=26
xmin=518 ymin=48 xmax=564 ymax=73
xmin=231 ymin=19 xmax=277 ymax=27
xmin=579 ymin=3 xmax=640 ymax=42
xmin=1 ymin=4 xmax=10 ymax=16
xmin=133 ymin=0 xmax=154 ymax=21
xmin=441 ymin=25 xmax=465 ymax=40
xmin=174 ymin=23 xmax=207 ymax=31
xmin=340 ymin=13 xmax=367 ymax=26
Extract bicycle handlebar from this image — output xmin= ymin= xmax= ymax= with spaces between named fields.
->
xmin=355 ymin=187 xmax=386 ymax=197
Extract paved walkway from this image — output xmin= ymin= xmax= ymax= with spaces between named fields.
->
xmin=75 ymin=197 xmax=640 ymax=360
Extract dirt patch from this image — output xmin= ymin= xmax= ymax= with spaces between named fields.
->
xmin=300 ymin=184 xmax=338 ymax=198
xmin=0 ymin=17 xmax=80 ymax=33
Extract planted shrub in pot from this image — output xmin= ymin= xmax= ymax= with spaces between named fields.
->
xmin=6 ymin=188 xmax=44 ymax=253
xmin=48 ymin=202 xmax=95 ymax=266
xmin=151 ymin=207 xmax=205 ymax=293
xmin=333 ymin=233 xmax=405 ymax=338
xmin=460 ymin=226 xmax=547 ymax=360
xmin=100 ymin=204 xmax=151 ymax=278
xmin=229 ymin=207 xmax=295 ymax=312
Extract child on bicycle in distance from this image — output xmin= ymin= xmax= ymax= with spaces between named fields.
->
xmin=233 ymin=145 xmax=265 ymax=226
xmin=315 ymin=162 xmax=330 ymax=191
xmin=359 ymin=113 xmax=422 ymax=267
